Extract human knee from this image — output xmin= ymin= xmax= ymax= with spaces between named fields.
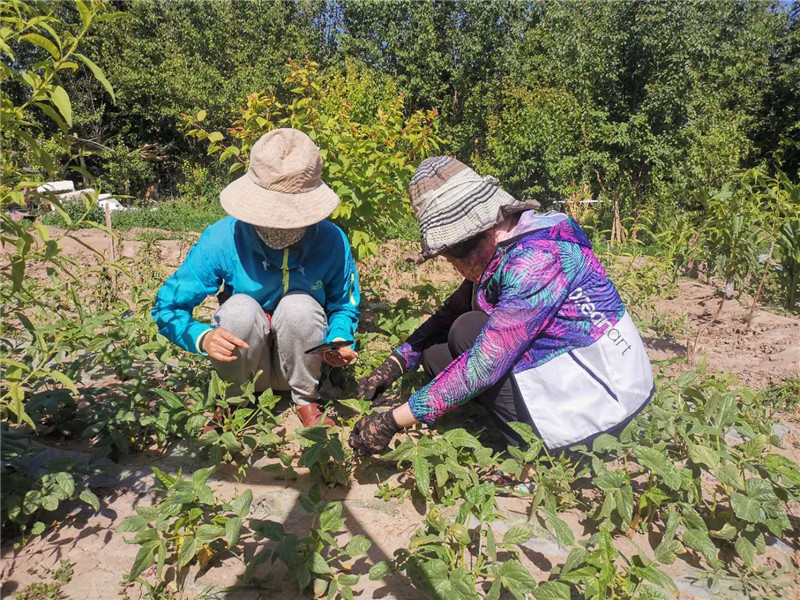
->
xmin=273 ymin=292 xmax=326 ymax=339
xmin=213 ymin=294 xmax=267 ymax=339
xmin=448 ymin=311 xmax=488 ymax=356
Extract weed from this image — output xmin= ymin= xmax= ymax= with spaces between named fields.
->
xmin=248 ymin=485 xmax=372 ymax=598
xmin=12 ymin=560 xmax=74 ymax=600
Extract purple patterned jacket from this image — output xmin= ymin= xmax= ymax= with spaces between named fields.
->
xmin=395 ymin=211 xmax=654 ymax=449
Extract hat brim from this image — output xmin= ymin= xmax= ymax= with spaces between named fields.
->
xmin=418 ymin=201 xmax=541 ymax=262
xmin=220 ymin=174 xmax=340 ymax=228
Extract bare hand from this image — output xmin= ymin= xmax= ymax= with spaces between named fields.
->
xmin=202 ymin=328 xmax=249 ymax=362
xmin=323 ymin=340 xmax=358 ymax=367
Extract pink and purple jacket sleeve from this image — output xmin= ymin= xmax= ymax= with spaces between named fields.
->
xmin=394 ymin=279 xmax=473 ymax=370
xmin=407 ymin=244 xmax=571 ymax=423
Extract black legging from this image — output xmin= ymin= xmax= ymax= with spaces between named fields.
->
xmin=420 ymin=311 xmax=529 ymax=447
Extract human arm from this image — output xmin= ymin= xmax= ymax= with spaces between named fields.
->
xmin=408 ymin=244 xmax=571 ymax=423
xmin=151 ymin=228 xmax=228 ymax=354
xmin=392 ymin=278 xmax=473 ymax=369
xmin=323 ymin=228 xmax=360 ymax=345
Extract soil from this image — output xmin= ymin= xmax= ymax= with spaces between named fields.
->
xmin=2 ymin=227 xmax=798 ymax=599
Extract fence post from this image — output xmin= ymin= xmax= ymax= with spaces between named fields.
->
xmin=104 ymin=202 xmax=118 ymax=289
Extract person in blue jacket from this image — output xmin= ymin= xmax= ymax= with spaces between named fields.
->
xmin=152 ymin=129 xmax=360 ymax=427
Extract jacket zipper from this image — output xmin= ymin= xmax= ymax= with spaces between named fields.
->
xmin=282 ymin=248 xmax=289 ymax=294
xmin=568 ymin=350 xmax=620 ymax=404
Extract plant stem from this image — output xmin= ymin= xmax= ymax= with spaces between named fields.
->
xmin=746 ymin=240 xmax=774 ymax=330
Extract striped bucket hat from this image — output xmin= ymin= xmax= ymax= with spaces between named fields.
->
xmin=409 ymin=156 xmax=539 ymax=260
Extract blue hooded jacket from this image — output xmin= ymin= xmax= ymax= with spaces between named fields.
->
xmin=152 ymin=216 xmax=360 ymax=353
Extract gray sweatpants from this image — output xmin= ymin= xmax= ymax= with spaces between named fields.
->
xmin=209 ymin=293 xmax=326 ymax=405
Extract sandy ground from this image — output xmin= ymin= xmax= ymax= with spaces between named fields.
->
xmin=2 ymin=227 xmax=798 ymax=599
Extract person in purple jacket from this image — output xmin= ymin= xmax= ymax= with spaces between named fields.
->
xmin=348 ymin=156 xmax=654 ymax=456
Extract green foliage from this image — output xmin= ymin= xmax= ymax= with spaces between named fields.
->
xmin=1 ymin=431 xmax=100 ymax=544
xmin=576 ymin=363 xmax=799 ymax=576
xmin=195 ymin=374 xmax=285 ymax=471
xmin=556 ymin=531 xmax=676 ymax=599
xmin=383 ymin=428 xmax=494 ymax=505
xmin=369 ymin=485 xmax=568 ymax=600
xmin=296 ymin=425 xmax=352 ymax=488
xmin=183 ymin=58 xmax=443 ymax=259
xmin=0 ymin=0 xmax=116 ymax=430
xmin=118 ymin=466 xmax=252 ymax=588
xmin=41 ymin=196 xmax=226 ymax=232
xmin=12 ymin=560 xmax=74 ymax=600
xmin=248 ymin=485 xmax=372 ymax=598
xmin=760 ymin=377 xmax=800 ymax=413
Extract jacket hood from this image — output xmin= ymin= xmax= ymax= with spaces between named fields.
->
xmin=501 ymin=210 xmax=592 ymax=249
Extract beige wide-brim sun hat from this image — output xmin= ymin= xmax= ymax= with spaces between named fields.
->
xmin=220 ymin=128 xmax=340 ymax=228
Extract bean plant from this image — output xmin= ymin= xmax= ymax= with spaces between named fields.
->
xmin=248 ymin=485 xmax=372 ymax=599
xmin=118 ymin=466 xmax=252 ymax=589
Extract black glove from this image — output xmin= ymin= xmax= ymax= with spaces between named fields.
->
xmin=358 ymin=354 xmax=405 ymax=403
xmin=349 ymin=411 xmax=400 ymax=457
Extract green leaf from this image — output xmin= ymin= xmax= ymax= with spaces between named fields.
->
xmin=23 ymin=490 xmax=42 ymax=515
xmin=151 ymin=466 xmax=176 ymax=489
xmin=177 ymin=536 xmax=198 ymax=569
xmin=30 ymin=521 xmax=46 ymax=536
xmin=710 ymin=523 xmax=738 ymax=540
xmin=128 ymin=545 xmax=155 ymax=581
xmin=542 ymin=509 xmax=575 ymax=547
xmin=40 ymin=494 xmax=59 ymax=511
xmin=592 ymin=433 xmax=620 ymax=453
xmin=310 ymin=552 xmax=331 ymax=574
xmin=731 ymin=493 xmax=766 ymax=523
xmin=50 ymin=86 xmax=72 ymax=127
xmin=499 ymin=559 xmax=538 ymax=598
xmin=208 ymin=131 xmax=224 ymax=143
xmin=191 ymin=465 xmax=215 ymax=487
xmin=369 ymin=560 xmax=392 ymax=580
xmin=744 ymin=478 xmax=777 ymax=502
xmin=688 ymin=443 xmax=719 ymax=469
xmin=654 ymin=539 xmax=682 ymax=565
xmin=412 ymin=453 xmax=430 ymax=496
xmin=338 ymin=574 xmax=359 ymax=586
xmin=225 ymin=517 xmax=242 ymax=548
xmin=75 ymin=0 xmax=92 ymax=26
xmin=486 ymin=525 xmax=497 ymax=560
xmin=195 ymin=524 xmax=225 ymax=544
xmin=47 ymin=370 xmax=78 ymax=394
xmin=764 ymin=454 xmax=800 ymax=486
xmin=682 ymin=529 xmax=719 ymax=567
xmin=21 ymin=33 xmax=60 ymax=59
xmin=319 ymin=502 xmax=344 ymax=532
xmin=442 ymin=428 xmax=482 ymax=449
xmin=250 ymin=519 xmax=285 ymax=540
xmin=231 ymin=489 xmax=253 ymax=517
xmin=735 ymin=535 xmax=757 ymax=568
xmin=639 ymin=565 xmax=678 ymax=594
xmin=532 ymin=580 xmax=571 ymax=600
xmin=614 ymin=485 xmax=634 ymax=529
xmin=79 ymin=489 xmax=100 ymax=512
xmin=73 ymin=53 xmax=115 ymax=102
xmin=716 ymin=463 xmax=744 ymax=490
xmin=54 ymin=472 xmax=75 ymax=498
xmin=344 ymin=535 xmax=372 ymax=557
xmin=118 ymin=515 xmax=149 ymax=533
xmin=503 ymin=525 xmax=533 ymax=546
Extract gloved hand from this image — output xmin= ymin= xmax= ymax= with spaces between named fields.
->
xmin=358 ymin=354 xmax=405 ymax=403
xmin=348 ymin=411 xmax=400 ymax=457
